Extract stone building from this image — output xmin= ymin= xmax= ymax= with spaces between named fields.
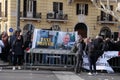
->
xmin=0 ymin=0 xmax=119 ymax=40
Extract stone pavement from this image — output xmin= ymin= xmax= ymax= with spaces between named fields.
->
xmin=0 ymin=70 xmax=120 ymax=80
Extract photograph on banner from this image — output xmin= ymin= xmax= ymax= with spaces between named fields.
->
xmin=56 ymin=31 xmax=77 ymax=50
xmin=32 ymin=29 xmax=78 ymax=50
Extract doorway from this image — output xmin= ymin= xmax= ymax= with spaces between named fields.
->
xmin=74 ymin=23 xmax=87 ymax=38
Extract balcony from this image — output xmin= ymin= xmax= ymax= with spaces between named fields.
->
xmin=97 ymin=16 xmax=118 ymax=24
xmin=20 ymin=12 xmax=42 ymax=22
xmin=0 ymin=12 xmax=7 ymax=21
xmin=46 ymin=11 xmax=68 ymax=23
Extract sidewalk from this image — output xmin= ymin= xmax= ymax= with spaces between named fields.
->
xmin=0 ymin=70 xmax=120 ymax=80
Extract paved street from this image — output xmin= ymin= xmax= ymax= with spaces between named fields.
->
xmin=0 ymin=70 xmax=120 ymax=80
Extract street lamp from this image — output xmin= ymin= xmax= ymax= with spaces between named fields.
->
xmin=16 ymin=0 xmax=20 ymax=30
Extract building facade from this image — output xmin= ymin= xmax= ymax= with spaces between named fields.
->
xmin=0 ymin=0 xmax=119 ymax=40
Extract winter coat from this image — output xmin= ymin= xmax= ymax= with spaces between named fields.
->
xmin=12 ymin=37 xmax=24 ymax=55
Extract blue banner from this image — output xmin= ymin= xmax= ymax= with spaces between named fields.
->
xmin=32 ymin=29 xmax=78 ymax=50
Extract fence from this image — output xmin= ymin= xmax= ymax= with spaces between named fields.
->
xmin=0 ymin=48 xmax=120 ymax=72
xmin=24 ymin=49 xmax=120 ymax=72
xmin=24 ymin=48 xmax=76 ymax=70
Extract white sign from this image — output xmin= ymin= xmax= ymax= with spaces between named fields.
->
xmin=83 ymin=51 xmax=119 ymax=73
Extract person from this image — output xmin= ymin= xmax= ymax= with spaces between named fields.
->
xmin=93 ymin=35 xmax=103 ymax=62
xmin=0 ymin=31 xmax=10 ymax=62
xmin=115 ymin=37 xmax=120 ymax=51
xmin=24 ymin=31 xmax=33 ymax=63
xmin=74 ymin=35 xmax=85 ymax=74
xmin=9 ymin=29 xmax=24 ymax=64
xmin=102 ymin=38 xmax=110 ymax=51
xmin=0 ymin=38 xmax=4 ymax=71
xmin=85 ymin=38 xmax=97 ymax=75
xmin=11 ymin=34 xmax=24 ymax=70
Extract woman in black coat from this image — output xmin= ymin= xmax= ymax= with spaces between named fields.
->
xmin=12 ymin=35 xmax=24 ymax=70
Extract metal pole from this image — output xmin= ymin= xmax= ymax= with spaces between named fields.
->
xmin=16 ymin=0 xmax=20 ymax=30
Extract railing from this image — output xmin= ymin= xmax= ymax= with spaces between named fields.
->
xmin=23 ymin=49 xmax=120 ymax=72
xmin=97 ymin=16 xmax=118 ymax=24
xmin=20 ymin=12 xmax=42 ymax=21
xmin=47 ymin=12 xmax=68 ymax=22
xmin=0 ymin=12 xmax=7 ymax=17
xmin=24 ymin=48 xmax=76 ymax=68
xmin=0 ymin=12 xmax=7 ymax=21
xmin=0 ymin=48 xmax=120 ymax=72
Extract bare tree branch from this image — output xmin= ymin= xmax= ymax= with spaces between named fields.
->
xmin=91 ymin=0 xmax=120 ymax=21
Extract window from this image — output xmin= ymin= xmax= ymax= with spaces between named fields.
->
xmin=27 ymin=0 xmax=34 ymax=12
xmin=76 ymin=3 xmax=88 ymax=15
xmin=53 ymin=2 xmax=63 ymax=13
xmin=101 ymin=5 xmax=113 ymax=21
xmin=23 ymin=0 xmax=36 ymax=17
xmin=5 ymin=0 xmax=7 ymax=17
xmin=51 ymin=24 xmax=61 ymax=31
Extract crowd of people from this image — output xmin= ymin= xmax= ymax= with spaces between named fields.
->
xmin=0 ymin=29 xmax=120 ymax=74
xmin=74 ymin=35 xmax=120 ymax=75
xmin=0 ymin=29 xmax=33 ymax=70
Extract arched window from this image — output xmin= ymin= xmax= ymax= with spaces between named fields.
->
xmin=23 ymin=24 xmax=35 ymax=42
xmin=50 ymin=24 xmax=61 ymax=31
xmin=99 ymin=27 xmax=111 ymax=39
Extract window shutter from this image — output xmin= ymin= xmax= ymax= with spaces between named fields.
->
xmin=60 ymin=3 xmax=63 ymax=11
xmin=85 ymin=4 xmax=88 ymax=15
xmin=33 ymin=0 xmax=36 ymax=17
xmin=53 ymin=2 xmax=58 ymax=13
xmin=76 ymin=4 xmax=79 ymax=15
xmin=101 ymin=6 xmax=106 ymax=21
xmin=101 ymin=11 xmax=104 ymax=21
xmin=109 ymin=5 xmax=113 ymax=21
xmin=5 ymin=0 xmax=7 ymax=17
xmin=23 ymin=0 xmax=27 ymax=17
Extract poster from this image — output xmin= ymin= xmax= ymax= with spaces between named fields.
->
xmin=32 ymin=29 xmax=78 ymax=50
xmin=83 ymin=51 xmax=120 ymax=73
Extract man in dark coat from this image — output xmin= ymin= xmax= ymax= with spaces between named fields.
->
xmin=85 ymin=38 xmax=97 ymax=75
xmin=74 ymin=35 xmax=85 ymax=74
xmin=93 ymin=36 xmax=103 ymax=62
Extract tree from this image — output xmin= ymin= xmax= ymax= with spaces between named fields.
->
xmin=91 ymin=0 xmax=120 ymax=21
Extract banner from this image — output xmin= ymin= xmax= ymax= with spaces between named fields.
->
xmin=83 ymin=51 xmax=120 ymax=73
xmin=32 ymin=29 xmax=78 ymax=50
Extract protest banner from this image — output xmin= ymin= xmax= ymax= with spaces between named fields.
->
xmin=32 ymin=29 xmax=78 ymax=50
xmin=83 ymin=51 xmax=120 ymax=73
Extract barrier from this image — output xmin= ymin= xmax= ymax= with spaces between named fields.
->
xmin=24 ymin=49 xmax=120 ymax=72
xmin=24 ymin=48 xmax=76 ymax=69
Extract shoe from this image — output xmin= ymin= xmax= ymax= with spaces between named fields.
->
xmin=12 ymin=67 xmax=16 ymax=70
xmin=88 ymin=72 xmax=93 ymax=75
xmin=18 ymin=66 xmax=21 ymax=70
